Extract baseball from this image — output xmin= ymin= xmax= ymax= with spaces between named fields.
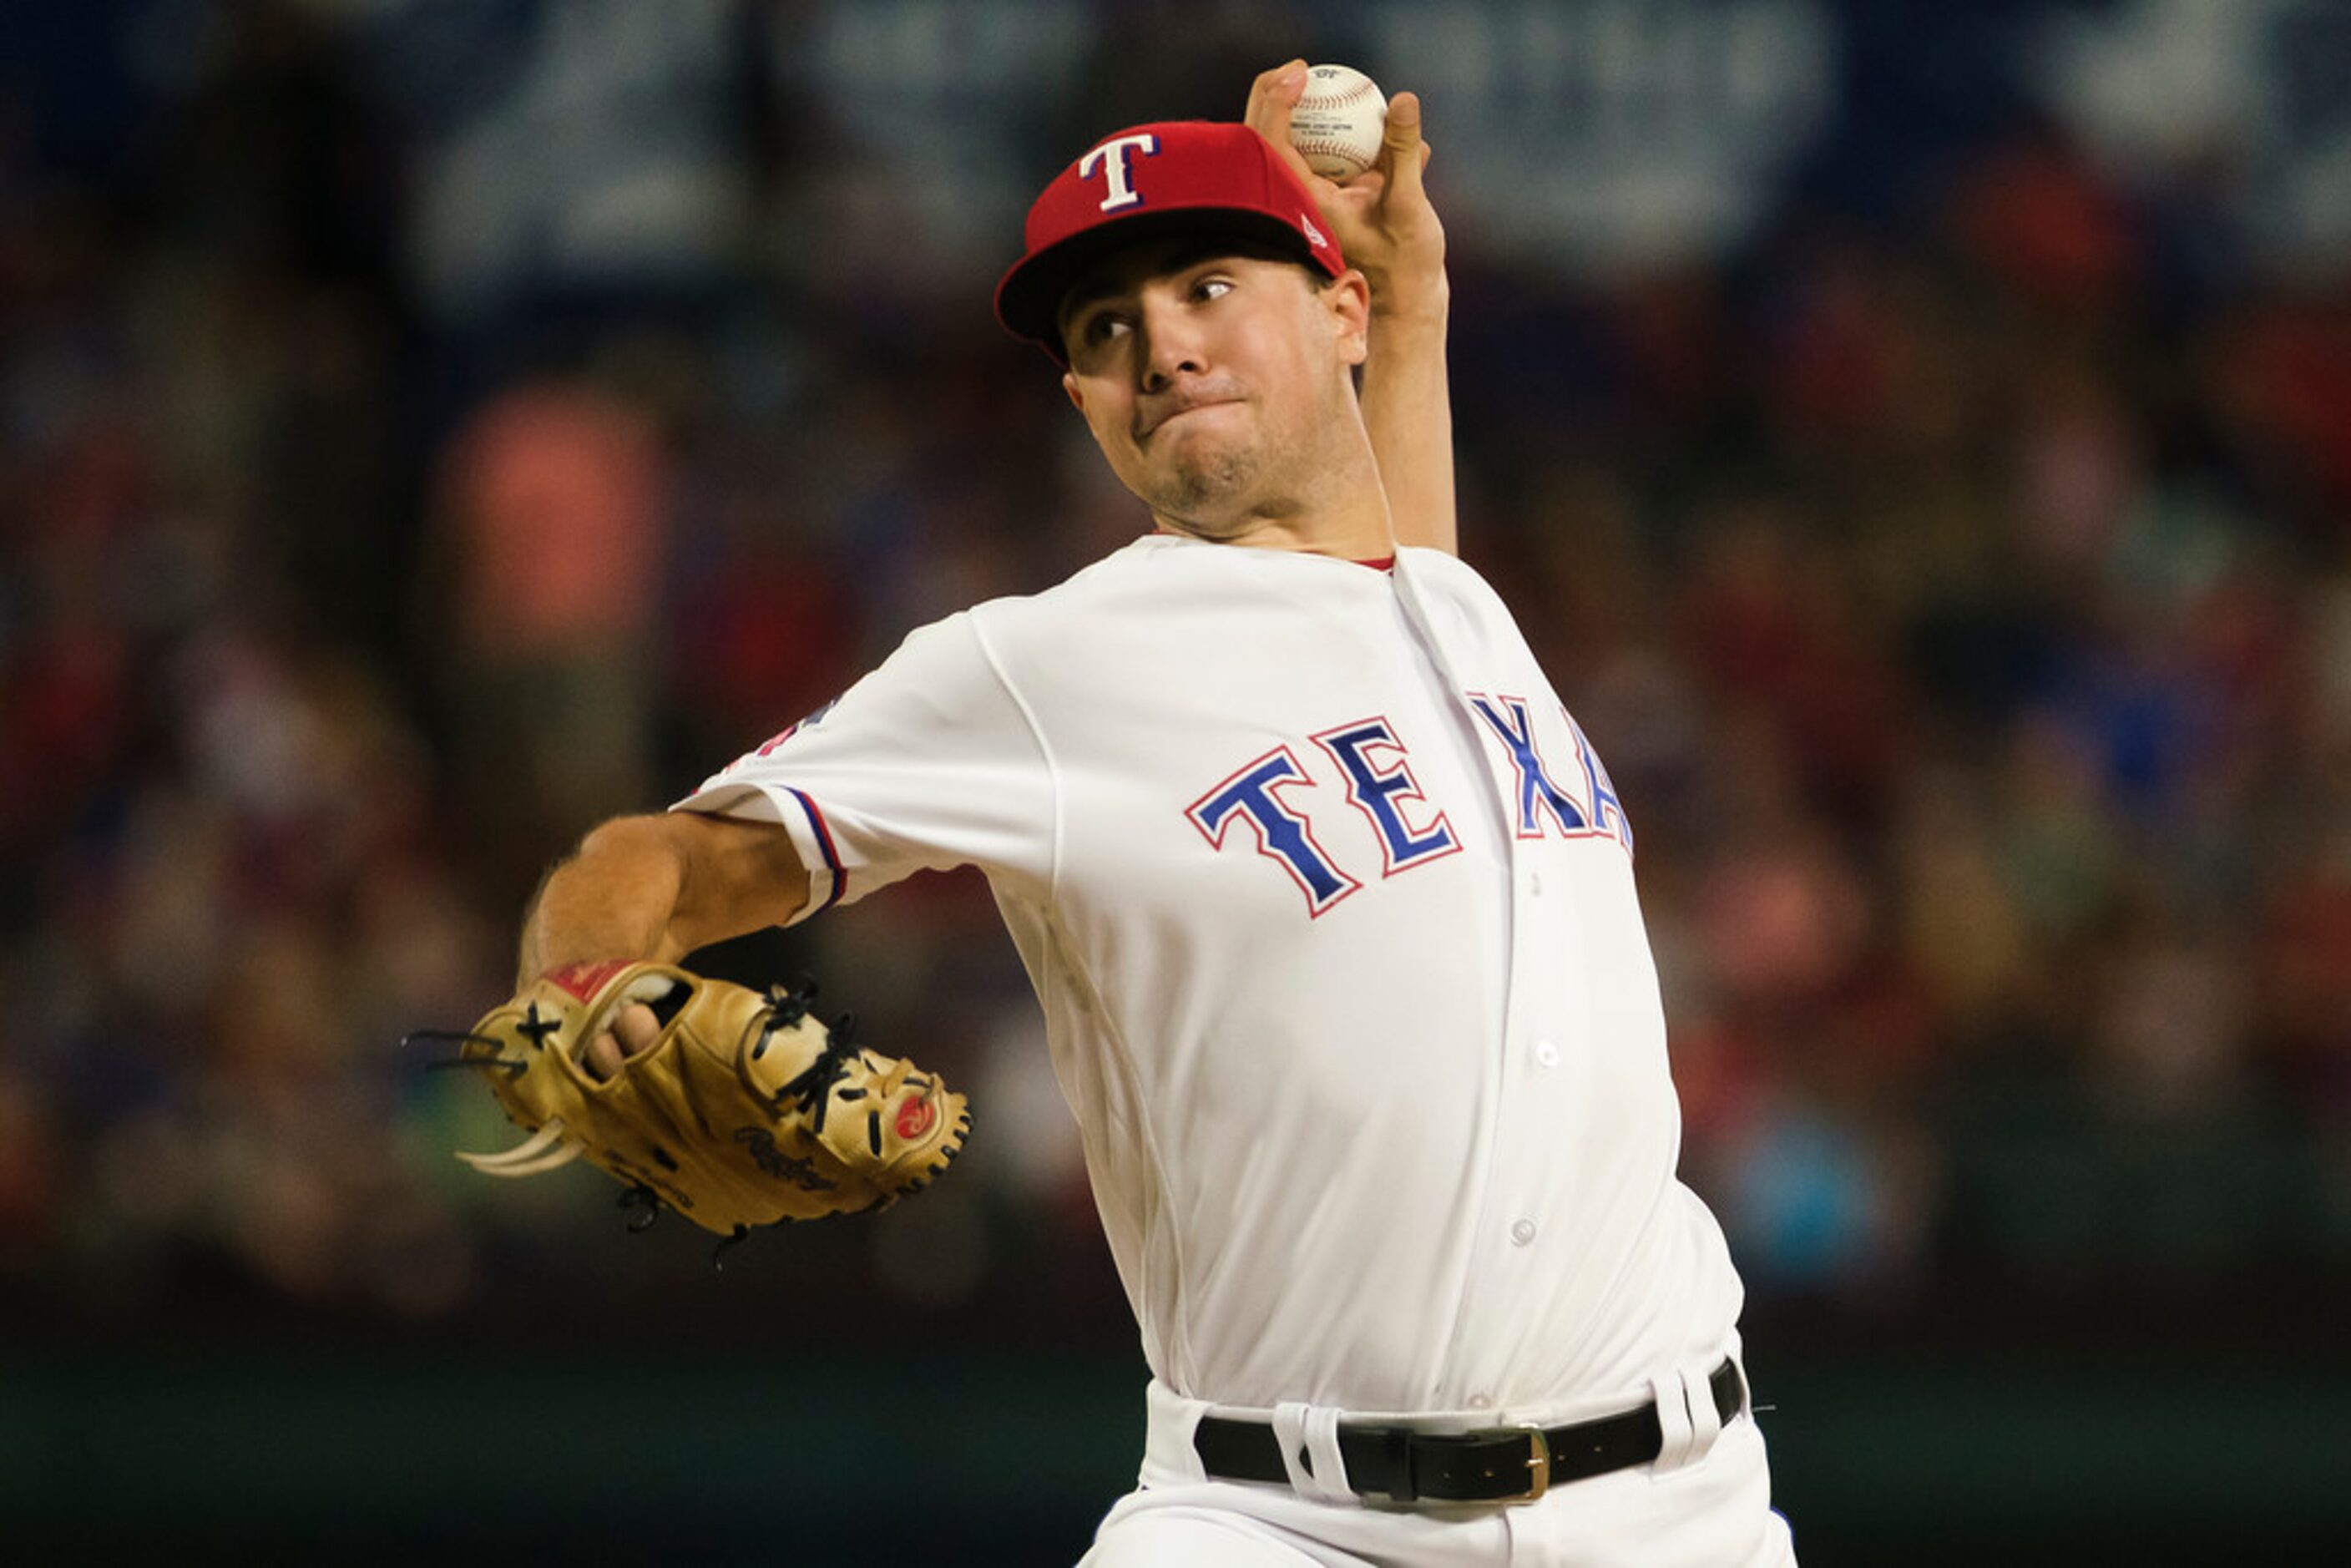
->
xmin=1288 ymin=63 xmax=1388 ymax=180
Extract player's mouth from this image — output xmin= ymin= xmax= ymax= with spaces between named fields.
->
xmin=1135 ymin=390 xmax=1244 ymax=442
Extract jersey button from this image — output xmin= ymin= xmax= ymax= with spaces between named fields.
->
xmin=1466 ymin=1393 xmax=1493 ymax=1410
xmin=1534 ymin=1040 xmax=1560 ymax=1068
xmin=1510 ymin=1219 xmax=1537 ymax=1247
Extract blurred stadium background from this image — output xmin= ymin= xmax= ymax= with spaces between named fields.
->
xmin=2 ymin=1 xmax=2348 ymax=1562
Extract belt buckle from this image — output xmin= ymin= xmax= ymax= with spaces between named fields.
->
xmin=1467 ymin=1424 xmax=1550 ymax=1503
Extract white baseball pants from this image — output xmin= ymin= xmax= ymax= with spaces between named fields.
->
xmin=1082 ymin=1361 xmax=1797 ymax=1567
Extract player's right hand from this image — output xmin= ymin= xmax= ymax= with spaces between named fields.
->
xmin=1243 ymin=59 xmax=1446 ymax=317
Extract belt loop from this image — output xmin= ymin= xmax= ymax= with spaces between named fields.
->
xmin=1678 ymin=1360 xmax=1726 ymax=1468
xmin=1270 ymin=1401 xmax=1355 ymax=1503
xmin=1141 ymin=1378 xmax=1212 ymax=1484
xmin=1647 ymin=1371 xmax=1698 ymax=1474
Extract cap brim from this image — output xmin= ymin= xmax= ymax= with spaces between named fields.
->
xmin=995 ymin=205 xmax=1326 ymax=362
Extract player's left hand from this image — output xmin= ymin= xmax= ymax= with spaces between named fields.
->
xmin=1245 ymin=59 xmax=1446 ymax=317
xmin=438 ymin=961 xmax=972 ymax=1239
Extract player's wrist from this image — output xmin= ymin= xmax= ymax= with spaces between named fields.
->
xmin=1368 ymin=274 xmax=1449 ymax=329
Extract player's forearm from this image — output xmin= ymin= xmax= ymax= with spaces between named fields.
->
xmin=518 ymin=810 xmax=815 ymax=987
xmin=1363 ymin=282 xmax=1458 ymax=555
xmin=517 ymin=815 xmax=696 ymax=987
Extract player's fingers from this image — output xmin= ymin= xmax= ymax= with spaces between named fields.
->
xmin=1243 ymin=60 xmax=1328 ymax=189
xmin=583 ymin=1029 xmax=624 ymax=1081
xmin=612 ymin=1001 xmax=661 ymax=1058
xmin=1382 ymin=90 xmax=1429 ymax=198
xmin=579 ymin=1004 xmax=660 ymax=1081
xmin=1242 ymin=58 xmax=1309 ymax=144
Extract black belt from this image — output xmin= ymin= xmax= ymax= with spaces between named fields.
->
xmin=1192 ymin=1358 xmax=1745 ymax=1505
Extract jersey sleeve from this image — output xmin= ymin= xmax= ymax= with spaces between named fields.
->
xmin=672 ymin=610 xmax=1052 ymax=921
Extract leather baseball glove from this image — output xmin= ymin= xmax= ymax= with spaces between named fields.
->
xmin=435 ymin=960 xmax=970 ymax=1245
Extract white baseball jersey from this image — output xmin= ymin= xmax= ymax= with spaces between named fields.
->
xmin=680 ymin=534 xmax=1745 ymax=1418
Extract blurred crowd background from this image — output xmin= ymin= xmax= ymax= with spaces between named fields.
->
xmin=3 ymin=0 xmax=2348 ymax=1560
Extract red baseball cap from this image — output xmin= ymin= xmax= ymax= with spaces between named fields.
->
xmin=994 ymin=120 xmax=1346 ymax=361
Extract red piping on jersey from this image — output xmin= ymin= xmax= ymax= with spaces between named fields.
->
xmin=783 ymin=787 xmax=847 ymax=911
xmin=1352 ymin=555 xmax=1396 ymax=572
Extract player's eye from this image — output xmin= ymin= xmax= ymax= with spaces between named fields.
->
xmin=1192 ymin=276 xmax=1234 ymax=303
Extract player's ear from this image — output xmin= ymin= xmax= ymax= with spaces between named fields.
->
xmin=1324 ymin=270 xmax=1373 ymax=368
xmin=1063 ymin=369 xmax=1086 ymax=414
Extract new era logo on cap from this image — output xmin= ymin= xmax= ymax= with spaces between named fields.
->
xmin=994 ymin=120 xmax=1346 ymax=360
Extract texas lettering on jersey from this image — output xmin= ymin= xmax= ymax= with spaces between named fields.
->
xmin=1186 ymin=699 xmax=1631 ymax=917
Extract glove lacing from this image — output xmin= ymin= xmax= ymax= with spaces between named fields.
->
xmin=748 ymin=982 xmax=863 ymax=1136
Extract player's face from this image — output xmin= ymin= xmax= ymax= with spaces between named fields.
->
xmin=1058 ymin=240 xmax=1370 ymax=540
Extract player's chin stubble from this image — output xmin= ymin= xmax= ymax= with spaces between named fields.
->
xmin=1137 ymin=402 xmax=1315 ymax=538
xmin=1151 ymin=441 xmax=1264 ymax=531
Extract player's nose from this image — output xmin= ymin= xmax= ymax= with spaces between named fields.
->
xmin=1135 ymin=295 xmax=1208 ymax=390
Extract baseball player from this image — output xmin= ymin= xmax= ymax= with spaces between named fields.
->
xmin=517 ymin=62 xmax=1795 ymax=1566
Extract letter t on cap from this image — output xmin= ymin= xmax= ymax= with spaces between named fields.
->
xmin=1079 ymin=131 xmax=1160 ymax=212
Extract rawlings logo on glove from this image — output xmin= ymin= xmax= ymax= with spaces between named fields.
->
xmin=418 ymin=962 xmax=970 ymax=1252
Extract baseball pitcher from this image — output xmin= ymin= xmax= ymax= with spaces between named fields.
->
xmin=453 ymin=61 xmax=1797 ymax=1565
